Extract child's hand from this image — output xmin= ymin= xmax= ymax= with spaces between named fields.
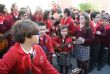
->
xmin=68 ymin=44 xmax=71 ymax=48
xmin=96 ymin=31 xmax=101 ymax=35
xmin=75 ymin=37 xmax=85 ymax=44
xmin=72 ymin=36 xmax=76 ymax=40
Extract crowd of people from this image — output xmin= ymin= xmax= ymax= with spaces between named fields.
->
xmin=0 ymin=2 xmax=110 ymax=74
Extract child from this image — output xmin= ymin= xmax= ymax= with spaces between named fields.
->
xmin=53 ymin=25 xmax=73 ymax=74
xmin=61 ymin=8 xmax=75 ymax=36
xmin=43 ymin=10 xmax=53 ymax=36
xmin=0 ymin=20 xmax=59 ymax=74
xmin=38 ymin=21 xmax=55 ymax=63
xmin=89 ymin=12 xmax=106 ymax=71
xmin=74 ymin=13 xmax=93 ymax=74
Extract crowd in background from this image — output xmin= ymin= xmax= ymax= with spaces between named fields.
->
xmin=0 ymin=1 xmax=110 ymax=74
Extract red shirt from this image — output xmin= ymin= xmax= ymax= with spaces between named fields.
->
xmin=90 ymin=21 xmax=106 ymax=43
xmin=39 ymin=35 xmax=55 ymax=53
xmin=0 ymin=43 xmax=59 ymax=74
xmin=61 ymin=17 xmax=75 ymax=36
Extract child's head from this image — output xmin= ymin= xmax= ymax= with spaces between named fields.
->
xmin=11 ymin=20 xmax=39 ymax=44
xmin=59 ymin=25 xmax=68 ymax=37
xmin=38 ymin=21 xmax=47 ymax=35
xmin=11 ymin=3 xmax=18 ymax=12
xmin=19 ymin=8 xmax=28 ymax=20
xmin=80 ymin=13 xmax=90 ymax=28
xmin=90 ymin=12 xmax=101 ymax=23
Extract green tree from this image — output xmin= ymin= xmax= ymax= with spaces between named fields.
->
xmin=79 ymin=3 xmax=97 ymax=12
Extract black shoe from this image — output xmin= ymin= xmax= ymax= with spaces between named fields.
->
xmin=97 ymin=66 xmax=101 ymax=71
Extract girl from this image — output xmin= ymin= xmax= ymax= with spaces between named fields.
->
xmin=53 ymin=25 xmax=73 ymax=74
xmin=32 ymin=6 xmax=43 ymax=23
xmin=43 ymin=10 xmax=53 ymax=36
xmin=0 ymin=4 xmax=12 ymax=58
xmin=9 ymin=3 xmax=19 ymax=24
xmin=74 ymin=13 xmax=93 ymax=74
xmin=26 ymin=6 xmax=33 ymax=20
xmin=0 ymin=20 xmax=59 ymax=74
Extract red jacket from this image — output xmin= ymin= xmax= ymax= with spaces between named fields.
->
xmin=61 ymin=17 xmax=75 ymax=36
xmin=0 ymin=17 xmax=11 ymax=34
xmin=0 ymin=43 xmax=59 ymax=74
xmin=39 ymin=35 xmax=55 ymax=53
xmin=43 ymin=19 xmax=53 ymax=35
xmin=32 ymin=14 xmax=42 ymax=23
xmin=74 ymin=25 xmax=93 ymax=46
xmin=105 ymin=24 xmax=110 ymax=47
xmin=52 ymin=36 xmax=73 ymax=52
xmin=9 ymin=12 xmax=19 ymax=25
xmin=90 ymin=21 xmax=106 ymax=43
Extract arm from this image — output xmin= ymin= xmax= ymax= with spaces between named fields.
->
xmin=47 ymin=36 xmax=55 ymax=53
xmin=38 ymin=46 xmax=60 ymax=74
xmin=0 ymin=48 xmax=18 ymax=74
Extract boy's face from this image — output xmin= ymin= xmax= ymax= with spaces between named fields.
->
xmin=39 ymin=26 xmax=46 ymax=35
xmin=61 ymin=28 xmax=68 ymax=37
xmin=93 ymin=14 xmax=101 ymax=23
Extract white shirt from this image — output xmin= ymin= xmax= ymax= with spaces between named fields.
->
xmin=20 ymin=44 xmax=33 ymax=54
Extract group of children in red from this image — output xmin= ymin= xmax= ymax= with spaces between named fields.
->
xmin=0 ymin=2 xmax=110 ymax=74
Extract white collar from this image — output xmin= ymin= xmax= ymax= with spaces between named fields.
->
xmin=20 ymin=44 xmax=33 ymax=54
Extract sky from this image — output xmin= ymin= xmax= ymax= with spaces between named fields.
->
xmin=0 ymin=0 xmax=84 ymax=13
xmin=1 ymin=0 xmax=110 ymax=13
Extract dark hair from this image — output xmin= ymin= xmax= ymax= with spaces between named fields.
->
xmin=19 ymin=8 xmax=27 ymax=16
xmin=0 ymin=4 xmax=5 ymax=13
xmin=11 ymin=20 xmax=39 ymax=43
xmin=43 ymin=10 xmax=50 ymax=20
xmin=80 ymin=13 xmax=91 ymax=29
xmin=11 ymin=3 xmax=17 ymax=12
xmin=38 ymin=21 xmax=46 ymax=26
xmin=90 ymin=12 xmax=100 ymax=20
xmin=64 ymin=8 xmax=71 ymax=16
xmin=58 ymin=25 xmax=69 ymax=37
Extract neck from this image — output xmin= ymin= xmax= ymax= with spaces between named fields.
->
xmin=21 ymin=42 xmax=32 ymax=52
xmin=62 ymin=36 xmax=66 ymax=38
xmin=65 ymin=16 xmax=69 ymax=20
xmin=40 ymin=34 xmax=45 ymax=37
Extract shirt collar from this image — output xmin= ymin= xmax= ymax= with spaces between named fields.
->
xmin=20 ymin=44 xmax=33 ymax=54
